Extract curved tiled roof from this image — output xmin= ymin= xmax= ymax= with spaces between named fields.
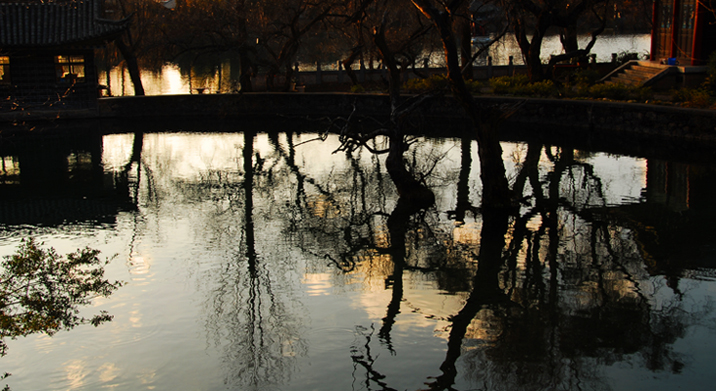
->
xmin=0 ymin=0 xmax=128 ymax=47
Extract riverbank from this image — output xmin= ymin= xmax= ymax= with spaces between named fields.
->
xmin=96 ymin=92 xmax=716 ymax=138
xmin=2 ymin=93 xmax=715 ymax=162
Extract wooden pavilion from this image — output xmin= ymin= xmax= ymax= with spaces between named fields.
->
xmin=0 ymin=0 xmax=128 ymax=110
xmin=651 ymin=0 xmax=716 ymax=66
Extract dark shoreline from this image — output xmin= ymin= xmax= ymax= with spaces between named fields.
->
xmin=1 ymin=93 xmax=715 ymax=165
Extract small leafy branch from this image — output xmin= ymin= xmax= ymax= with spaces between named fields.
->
xmin=0 ymin=238 xmax=122 ymax=385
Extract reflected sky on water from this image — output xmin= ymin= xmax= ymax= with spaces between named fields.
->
xmin=0 ymin=127 xmax=715 ymax=391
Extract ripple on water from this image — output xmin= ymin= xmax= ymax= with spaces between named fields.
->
xmin=306 ymin=327 xmax=356 ymax=353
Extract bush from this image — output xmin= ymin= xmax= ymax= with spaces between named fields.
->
xmin=671 ymin=88 xmax=715 ymax=108
xmin=702 ymin=51 xmax=716 ymax=95
xmin=403 ymin=75 xmax=449 ymax=92
xmin=569 ymin=68 xmax=601 ymax=87
xmin=350 ymin=84 xmax=365 ymax=93
xmin=513 ymin=79 xmax=559 ymax=97
xmin=0 ymin=239 xmax=122 ymax=389
xmin=587 ymin=83 xmax=652 ymax=101
xmin=489 ymin=74 xmax=528 ymax=94
xmin=465 ymin=79 xmax=484 ymax=94
xmin=487 ymin=75 xmax=557 ymax=97
xmin=0 ymin=239 xmax=121 ymax=356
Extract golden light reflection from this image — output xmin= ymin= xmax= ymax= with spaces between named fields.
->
xmin=98 ymin=362 xmax=120 ymax=383
xmin=526 ymin=214 xmax=543 ymax=231
xmin=0 ymin=156 xmax=20 ymax=184
xmin=161 ymin=64 xmax=186 ymax=95
xmin=128 ymin=309 xmax=143 ymax=328
xmin=355 ymin=289 xmax=394 ymax=320
xmin=372 ymin=226 xmax=390 ymax=249
xmin=302 ymin=273 xmax=333 ymax=296
xmin=354 ymin=251 xmax=394 ymax=290
xmin=128 ymin=254 xmax=152 ymax=276
xmin=452 ymin=222 xmax=482 ymax=246
xmin=464 ymin=309 xmax=503 ymax=342
xmin=64 ymin=359 xmax=88 ymax=389
xmin=307 ymin=194 xmax=341 ymax=218
xmin=137 ymin=369 xmax=157 ymax=389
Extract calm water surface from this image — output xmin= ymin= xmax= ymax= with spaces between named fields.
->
xmin=1 ymin=127 xmax=715 ymax=391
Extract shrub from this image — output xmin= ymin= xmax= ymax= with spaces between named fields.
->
xmin=512 ymin=79 xmax=558 ymax=97
xmin=489 ymin=74 xmax=529 ymax=94
xmin=465 ymin=79 xmax=484 ymax=94
xmin=0 ymin=239 xmax=121 ymax=353
xmin=570 ymin=68 xmax=601 ymax=87
xmin=671 ymin=88 xmax=714 ymax=108
xmin=588 ymin=83 xmax=652 ymax=101
xmin=1 ymin=239 xmax=122 ymax=388
xmin=350 ymin=84 xmax=365 ymax=93
xmin=403 ymin=74 xmax=449 ymax=92
xmin=487 ymin=75 xmax=557 ymax=97
xmin=702 ymin=51 xmax=716 ymax=95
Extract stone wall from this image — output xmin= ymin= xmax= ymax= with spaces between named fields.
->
xmin=98 ymin=94 xmax=716 ymax=147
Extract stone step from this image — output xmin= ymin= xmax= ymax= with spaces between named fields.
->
xmin=605 ymin=75 xmax=640 ymax=85
xmin=631 ymin=65 xmax=664 ymax=75
xmin=613 ymin=73 xmax=644 ymax=83
xmin=624 ymin=68 xmax=657 ymax=79
xmin=599 ymin=61 xmax=673 ymax=87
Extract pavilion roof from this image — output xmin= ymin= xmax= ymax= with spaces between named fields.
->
xmin=0 ymin=0 xmax=128 ymax=48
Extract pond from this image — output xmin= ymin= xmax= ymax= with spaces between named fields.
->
xmin=1 ymin=123 xmax=715 ymax=391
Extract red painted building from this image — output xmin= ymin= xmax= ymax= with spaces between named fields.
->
xmin=651 ymin=0 xmax=716 ymax=66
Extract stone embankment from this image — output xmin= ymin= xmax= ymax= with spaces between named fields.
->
xmin=97 ymin=93 xmax=716 ymax=145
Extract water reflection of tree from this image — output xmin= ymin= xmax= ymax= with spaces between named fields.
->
xmin=120 ymin=129 xmax=712 ymax=390
xmin=291 ymin=135 xmax=705 ymax=390
xmin=422 ymin=143 xmax=696 ymax=391
xmin=143 ymin=131 xmax=310 ymax=389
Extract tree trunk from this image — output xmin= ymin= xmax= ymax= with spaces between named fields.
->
xmin=266 ymin=66 xmax=277 ymax=91
xmin=114 ymin=36 xmax=145 ymax=96
xmin=525 ymin=30 xmax=546 ymax=82
xmin=284 ymin=66 xmax=295 ymax=92
xmin=512 ymin=14 xmax=548 ymax=82
xmin=342 ymin=46 xmax=362 ymax=86
xmin=238 ymin=47 xmax=253 ymax=92
xmin=385 ymin=136 xmax=435 ymax=209
xmin=428 ymin=207 xmax=510 ymax=390
xmin=411 ymin=1 xmax=513 ymax=208
xmin=560 ymin=24 xmax=579 ymax=54
xmin=440 ymin=15 xmax=513 ymax=208
xmin=458 ymin=13 xmax=473 ymax=79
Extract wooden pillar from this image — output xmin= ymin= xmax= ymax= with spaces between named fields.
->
xmin=691 ymin=0 xmax=706 ymax=65
xmin=670 ymin=0 xmax=681 ymax=58
xmin=650 ymin=0 xmax=659 ymax=61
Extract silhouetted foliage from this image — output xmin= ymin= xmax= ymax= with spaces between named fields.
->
xmin=0 ymin=239 xmax=122 ymax=387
